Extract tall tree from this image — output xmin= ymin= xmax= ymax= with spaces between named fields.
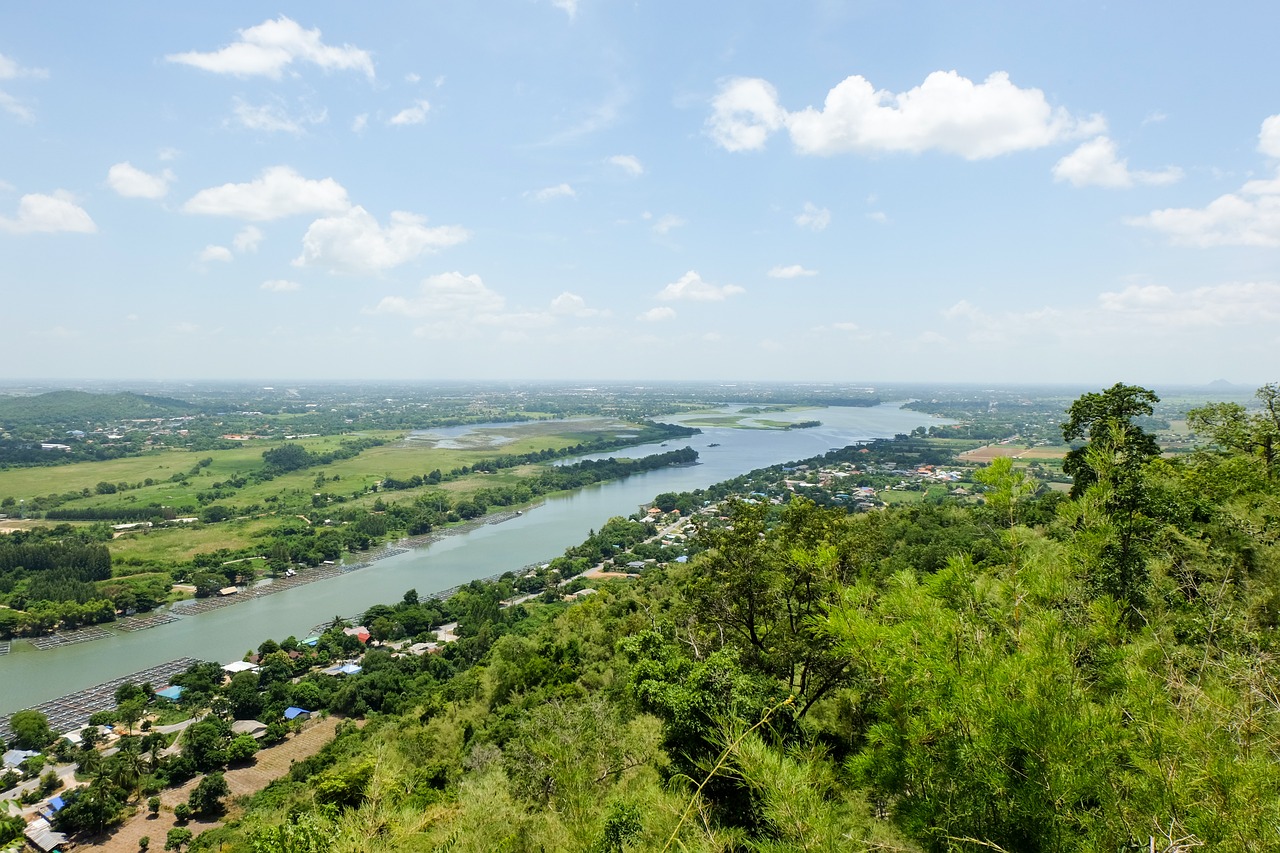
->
xmin=1188 ymin=382 xmax=1280 ymax=483
xmin=1061 ymin=384 xmax=1163 ymax=614
xmin=1061 ymin=383 xmax=1161 ymax=498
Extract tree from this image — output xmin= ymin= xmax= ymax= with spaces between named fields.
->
xmin=139 ymin=835 xmax=151 ymax=851
xmin=226 ymin=733 xmax=259 ymax=764
xmin=1188 ymin=383 xmax=1280 ymax=482
xmin=247 ymin=815 xmax=333 ymax=853
xmin=262 ymin=443 xmax=315 ymax=473
xmin=226 ymin=670 xmax=263 ymax=720
xmin=165 ymin=826 xmax=193 ymax=851
xmin=187 ymin=771 xmax=229 ymax=817
xmin=53 ymin=779 xmax=125 ymax=836
xmin=1061 ymin=383 xmax=1160 ymax=497
xmin=181 ymin=718 xmax=229 ymax=771
xmin=118 ymin=697 xmax=146 ymax=734
xmin=682 ymin=498 xmax=852 ymax=714
xmin=1061 ymin=385 xmax=1163 ymax=613
xmin=147 ymin=795 xmax=161 ymax=816
xmin=8 ymin=710 xmax=54 ymax=750
xmin=974 ymin=456 xmax=1037 ymax=529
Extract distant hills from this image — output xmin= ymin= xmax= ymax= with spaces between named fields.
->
xmin=0 ymin=390 xmax=196 ymax=428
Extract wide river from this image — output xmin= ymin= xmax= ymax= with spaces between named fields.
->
xmin=0 ymin=404 xmax=941 ymax=713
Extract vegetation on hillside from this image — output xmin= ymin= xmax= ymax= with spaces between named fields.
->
xmin=26 ymin=382 xmax=1266 ymax=853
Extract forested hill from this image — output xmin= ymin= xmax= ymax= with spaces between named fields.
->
xmin=0 ymin=390 xmax=196 ymax=427
xmin=32 ymin=384 xmax=1280 ymax=853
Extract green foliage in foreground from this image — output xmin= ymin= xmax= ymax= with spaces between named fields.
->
xmin=187 ymin=385 xmax=1280 ymax=853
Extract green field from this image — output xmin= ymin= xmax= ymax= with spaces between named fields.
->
xmin=110 ymin=518 xmax=281 ymax=565
xmin=0 ymin=432 xmax=393 ymax=503
xmin=3 ymin=418 xmax=665 ymax=558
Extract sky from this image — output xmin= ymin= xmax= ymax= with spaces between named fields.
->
xmin=2 ymin=2 xmax=1279 ymax=386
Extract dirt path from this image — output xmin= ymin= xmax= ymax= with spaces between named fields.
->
xmin=89 ymin=715 xmax=342 ymax=852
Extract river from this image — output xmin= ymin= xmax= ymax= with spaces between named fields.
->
xmin=0 ymin=404 xmax=941 ymax=714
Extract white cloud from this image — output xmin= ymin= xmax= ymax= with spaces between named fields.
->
xmin=943 ymin=280 xmax=1280 ymax=348
xmin=29 ymin=325 xmax=80 ymax=340
xmin=370 ymin=271 xmax=505 ymax=318
xmin=866 ymin=210 xmax=888 ymax=223
xmin=389 ymin=100 xmax=430 ymax=126
xmin=199 ymin=245 xmax=233 ymax=262
xmin=708 ymin=77 xmax=786 ymax=153
xmin=542 ymin=88 xmax=625 ymax=145
xmin=1097 ymin=281 xmax=1280 ymax=327
xmin=295 ymin=206 xmax=470 ymax=274
xmin=351 ymin=113 xmax=368 ymax=133
xmin=709 ymin=71 xmax=1103 ymax=159
xmin=0 ymin=91 xmax=33 ymax=122
xmin=370 ymin=274 xmax=565 ymax=341
xmin=607 ymin=154 xmax=644 ymax=176
xmin=405 ymin=72 xmax=421 ymax=84
xmin=0 ymin=53 xmax=48 ymax=80
xmin=768 ymin=264 xmax=817 ymax=278
xmin=1127 ymin=176 xmax=1280 ymax=247
xmin=1259 ymin=114 xmax=1280 ymax=159
xmin=652 ymin=214 xmax=685 ymax=235
xmin=638 ymin=306 xmax=676 ymax=322
xmin=233 ymin=225 xmax=263 ymax=253
xmin=795 ymin=202 xmax=830 ymax=231
xmin=1053 ymin=136 xmax=1182 ymax=188
xmin=550 ymin=291 xmax=605 ymax=317
xmin=0 ymin=192 xmax=96 ymax=234
xmin=261 ymin=279 xmax=301 ymax=292
xmin=551 ymin=0 xmax=579 ymax=19
xmin=107 ymin=162 xmax=174 ymax=199
xmin=656 ymin=270 xmax=744 ymax=302
xmin=0 ymin=53 xmax=47 ymax=122
xmin=529 ymin=183 xmax=575 ymax=202
xmin=184 ymin=166 xmax=350 ymax=221
xmin=232 ymin=98 xmax=325 ymax=134
xmin=166 ymin=16 xmax=374 ymax=79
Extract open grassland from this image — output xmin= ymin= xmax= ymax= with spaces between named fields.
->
xmin=0 ymin=450 xmax=234 ymax=500
xmin=0 ymin=433 xmax=399 ymax=504
xmin=959 ymin=444 xmax=1068 ymax=464
xmin=681 ymin=414 xmax=746 ymax=427
xmin=879 ymin=489 xmax=925 ymax=505
xmin=9 ymin=419 xmax=661 ymax=559
xmin=110 ymin=518 xmax=281 ymax=565
xmin=681 ymin=414 xmax=797 ymax=429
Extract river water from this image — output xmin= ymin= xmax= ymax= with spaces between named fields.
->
xmin=0 ymin=404 xmax=940 ymax=713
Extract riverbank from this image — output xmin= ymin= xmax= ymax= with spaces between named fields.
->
xmin=2 ymin=508 xmax=532 ymax=656
xmin=0 ymin=404 xmax=945 ymax=715
xmin=0 ymin=658 xmax=201 ymax=744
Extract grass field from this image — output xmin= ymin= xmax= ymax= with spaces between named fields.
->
xmin=958 ymin=444 xmax=1068 ymax=463
xmin=3 ymin=418 xmax=662 ymax=558
xmin=679 ymin=414 xmax=802 ymax=429
xmin=110 ymin=518 xmax=281 ymax=564
xmin=0 ymin=433 xmax=397 ymax=503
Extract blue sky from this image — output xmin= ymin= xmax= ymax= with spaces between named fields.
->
xmin=2 ymin=2 xmax=1278 ymax=385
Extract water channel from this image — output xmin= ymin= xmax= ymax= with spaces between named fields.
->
xmin=0 ymin=404 xmax=943 ymax=714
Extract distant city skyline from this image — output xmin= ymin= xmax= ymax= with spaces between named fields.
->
xmin=2 ymin=3 xmax=1278 ymax=385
